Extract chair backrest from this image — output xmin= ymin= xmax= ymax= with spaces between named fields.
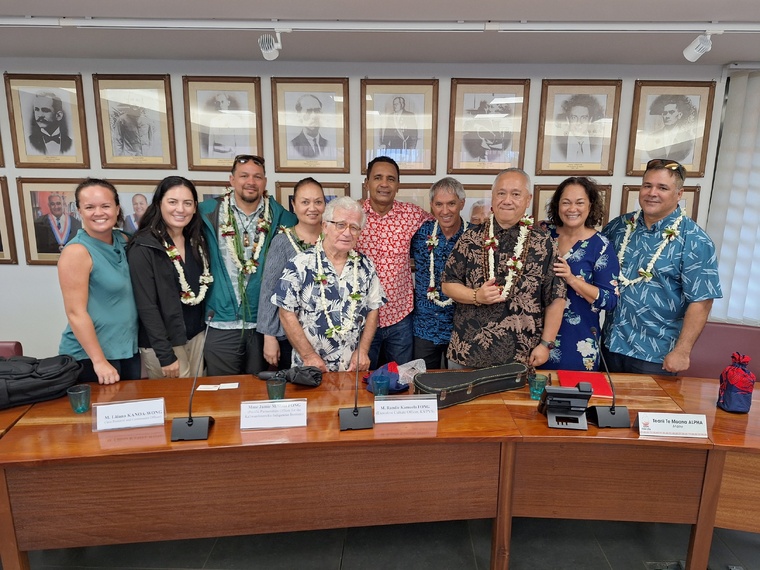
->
xmin=0 ymin=341 xmax=23 ymax=358
xmin=686 ymin=323 xmax=758 ymax=378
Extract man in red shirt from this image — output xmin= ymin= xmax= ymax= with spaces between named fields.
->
xmin=357 ymin=156 xmax=432 ymax=369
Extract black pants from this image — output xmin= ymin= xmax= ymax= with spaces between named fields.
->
xmin=204 ymin=328 xmax=266 ymax=376
xmin=77 ymin=353 xmax=142 ymax=382
xmin=413 ymin=337 xmax=448 ymax=370
xmin=602 ymin=346 xmax=676 ymax=376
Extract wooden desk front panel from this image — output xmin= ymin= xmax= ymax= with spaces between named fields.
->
xmin=7 ymin=441 xmax=501 ymax=551
xmin=715 ymin=450 xmax=760 ymax=533
xmin=512 ymin=442 xmax=707 ymax=523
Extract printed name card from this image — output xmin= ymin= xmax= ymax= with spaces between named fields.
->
xmin=93 ymin=398 xmax=165 ymax=432
xmin=374 ymin=394 xmax=439 ymax=424
xmin=638 ymin=412 xmax=708 ymax=438
xmin=240 ymin=399 xmax=308 ymax=429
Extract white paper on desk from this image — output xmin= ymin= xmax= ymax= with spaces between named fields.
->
xmin=638 ymin=412 xmax=708 ymax=438
xmin=196 ymin=384 xmax=220 ymax=391
xmin=240 ymin=399 xmax=307 ymax=429
xmin=219 ymin=383 xmax=239 ymax=389
xmin=93 ymin=398 xmax=165 ymax=431
xmin=374 ymin=394 xmax=439 ymax=423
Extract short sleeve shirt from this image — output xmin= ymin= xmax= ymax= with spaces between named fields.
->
xmin=356 ymin=200 xmax=432 ymax=328
xmin=601 ymin=207 xmax=722 ymax=363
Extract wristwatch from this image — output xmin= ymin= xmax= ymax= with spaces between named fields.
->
xmin=539 ymin=339 xmax=556 ymax=350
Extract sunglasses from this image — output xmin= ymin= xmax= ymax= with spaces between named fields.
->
xmin=234 ymin=154 xmax=265 ymax=167
xmin=646 ymin=159 xmax=685 ymax=182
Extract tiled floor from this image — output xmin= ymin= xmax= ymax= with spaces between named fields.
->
xmin=22 ymin=518 xmax=760 ymax=570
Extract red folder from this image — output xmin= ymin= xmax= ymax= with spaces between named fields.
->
xmin=556 ymin=370 xmax=613 ymax=398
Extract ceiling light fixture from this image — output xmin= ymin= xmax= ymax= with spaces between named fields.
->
xmin=683 ymin=33 xmax=712 ymax=62
xmin=258 ymin=31 xmax=282 ymax=61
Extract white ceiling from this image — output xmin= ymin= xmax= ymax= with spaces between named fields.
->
xmin=1 ymin=0 xmax=759 ymax=66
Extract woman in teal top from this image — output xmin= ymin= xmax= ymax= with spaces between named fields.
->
xmin=58 ymin=178 xmax=139 ymax=384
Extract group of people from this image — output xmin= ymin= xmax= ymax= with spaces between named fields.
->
xmin=56 ymin=152 xmax=722 ymax=385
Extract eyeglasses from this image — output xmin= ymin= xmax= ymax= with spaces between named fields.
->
xmin=233 ymin=154 xmax=265 ymax=167
xmin=326 ymin=220 xmax=362 ymax=235
xmin=646 ymin=159 xmax=685 ymax=182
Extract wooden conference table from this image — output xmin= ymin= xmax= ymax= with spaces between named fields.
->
xmin=0 ymin=372 xmax=752 ymax=569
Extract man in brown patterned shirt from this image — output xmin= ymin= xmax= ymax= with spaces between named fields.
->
xmin=442 ymin=168 xmax=566 ymax=369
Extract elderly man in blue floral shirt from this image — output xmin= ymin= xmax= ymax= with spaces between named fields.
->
xmin=274 ymin=197 xmax=386 ymax=372
xmin=602 ymin=159 xmax=722 ymax=375
xmin=411 ymin=177 xmax=470 ymax=369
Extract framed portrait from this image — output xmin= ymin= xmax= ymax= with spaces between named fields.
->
xmin=462 ymin=184 xmax=492 ymax=226
xmin=626 ymin=80 xmax=716 ymax=177
xmin=361 ymin=183 xmax=431 ymax=212
xmin=532 ymin=184 xmax=612 ymax=229
xmin=3 ymin=73 xmax=89 ymax=169
xmin=535 ymin=80 xmax=622 ymax=176
xmin=0 ymin=130 xmax=4 ymax=168
xmin=361 ymin=79 xmax=438 ymax=175
xmin=183 ymin=76 xmax=263 ymax=171
xmin=93 ymin=74 xmax=176 ymax=169
xmin=621 ymin=185 xmax=700 ymax=219
xmin=448 ymin=79 xmax=530 ymax=174
xmin=17 ymin=178 xmax=83 ymax=265
xmin=193 ymin=180 xmax=230 ymax=202
xmin=109 ymin=179 xmax=161 ymax=234
xmin=271 ymin=78 xmax=349 ymax=173
xmin=275 ymin=181 xmax=350 ymax=213
xmin=0 ymin=177 xmax=18 ymax=264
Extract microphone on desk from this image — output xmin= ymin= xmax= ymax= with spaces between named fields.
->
xmin=171 ymin=310 xmax=216 ymax=441
xmin=339 ymin=313 xmax=373 ymax=431
xmin=586 ymin=327 xmax=630 ymax=428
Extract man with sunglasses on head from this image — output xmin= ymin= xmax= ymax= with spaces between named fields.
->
xmin=601 ymin=159 xmax=722 ymax=375
xmin=199 ymin=154 xmax=297 ymax=376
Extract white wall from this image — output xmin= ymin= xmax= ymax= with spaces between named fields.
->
xmin=0 ymin=57 xmax=727 ymax=356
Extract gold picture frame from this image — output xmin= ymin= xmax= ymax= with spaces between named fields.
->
xmin=361 ymin=79 xmax=438 ymax=175
xmin=621 ymin=185 xmax=700 ymax=219
xmin=193 ymin=180 xmax=230 ymax=203
xmin=0 ymin=177 xmax=18 ymax=264
xmin=183 ymin=76 xmax=263 ymax=172
xmin=271 ymin=78 xmax=349 ymax=173
xmin=93 ymin=74 xmax=176 ymax=169
xmin=626 ymin=80 xmax=716 ymax=177
xmin=274 ymin=181 xmax=350 ymax=213
xmin=448 ymin=79 xmax=530 ymax=174
xmin=532 ymin=184 xmax=612 ymax=230
xmin=536 ymin=80 xmax=622 ymax=176
xmin=3 ymin=73 xmax=89 ymax=169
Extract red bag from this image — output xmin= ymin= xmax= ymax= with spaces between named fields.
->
xmin=717 ymin=352 xmax=756 ymax=414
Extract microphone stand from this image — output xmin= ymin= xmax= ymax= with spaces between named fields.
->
xmin=171 ymin=310 xmax=216 ymax=441
xmin=586 ymin=327 xmax=630 ymax=428
xmin=339 ymin=314 xmax=373 ymax=431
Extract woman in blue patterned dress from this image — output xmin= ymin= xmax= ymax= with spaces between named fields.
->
xmin=540 ymin=177 xmax=619 ymax=371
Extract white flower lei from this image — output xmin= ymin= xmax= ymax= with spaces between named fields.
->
xmin=219 ymin=188 xmax=271 ymax=275
xmin=314 ymin=237 xmax=361 ymax=338
xmin=617 ymin=209 xmax=684 ymax=288
xmin=426 ymin=219 xmax=468 ymax=307
xmin=485 ymin=213 xmax=532 ymax=299
xmin=164 ymin=242 xmax=214 ymax=306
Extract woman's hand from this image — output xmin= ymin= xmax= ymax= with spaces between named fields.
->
xmin=161 ymin=360 xmax=180 ymax=378
xmin=93 ymin=360 xmax=121 ymax=385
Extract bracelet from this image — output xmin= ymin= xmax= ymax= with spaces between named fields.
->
xmin=473 ymin=287 xmax=482 ymax=306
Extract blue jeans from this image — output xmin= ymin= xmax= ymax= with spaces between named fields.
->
xmin=369 ymin=314 xmax=414 ymax=370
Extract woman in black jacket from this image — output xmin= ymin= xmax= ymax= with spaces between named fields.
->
xmin=127 ymin=176 xmax=212 ymax=378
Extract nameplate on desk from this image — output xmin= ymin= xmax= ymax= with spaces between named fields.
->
xmin=638 ymin=412 xmax=708 ymax=438
xmin=92 ymin=398 xmax=165 ymax=432
xmin=240 ymin=399 xmax=307 ymax=429
xmin=374 ymin=394 xmax=439 ymax=424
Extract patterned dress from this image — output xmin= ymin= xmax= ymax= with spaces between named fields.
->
xmin=541 ymin=225 xmax=619 ymax=371
xmin=442 ymin=221 xmax=566 ymax=368
xmin=273 ymin=248 xmax=386 ymax=371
